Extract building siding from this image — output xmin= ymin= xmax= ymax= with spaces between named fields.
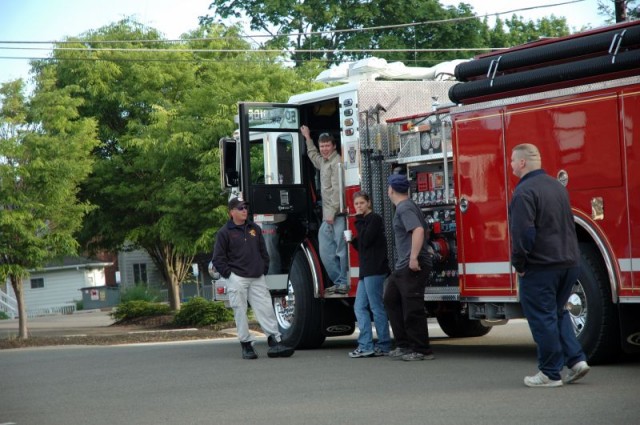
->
xmin=7 ymin=267 xmax=106 ymax=309
xmin=117 ymin=249 xmax=164 ymax=289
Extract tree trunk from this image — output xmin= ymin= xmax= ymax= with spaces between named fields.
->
xmin=168 ymin=276 xmax=181 ymax=311
xmin=10 ymin=275 xmax=28 ymax=339
xmin=144 ymin=243 xmax=195 ymax=311
xmin=615 ymin=0 xmax=628 ymax=22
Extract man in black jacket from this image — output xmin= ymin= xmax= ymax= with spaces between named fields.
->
xmin=212 ymin=197 xmax=294 ymax=359
xmin=509 ymin=143 xmax=589 ymax=387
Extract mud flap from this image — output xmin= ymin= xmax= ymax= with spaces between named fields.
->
xmin=322 ymin=298 xmax=356 ymax=337
xmin=619 ymin=303 xmax=640 ymax=354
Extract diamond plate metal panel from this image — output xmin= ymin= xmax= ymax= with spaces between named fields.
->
xmin=352 ymin=80 xmax=456 ymax=270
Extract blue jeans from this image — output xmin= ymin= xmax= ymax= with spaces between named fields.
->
xmin=519 ymin=267 xmax=586 ymax=380
xmin=261 ymin=222 xmax=281 ymax=274
xmin=319 ymin=216 xmax=348 ymax=287
xmin=355 ymin=274 xmax=391 ymax=352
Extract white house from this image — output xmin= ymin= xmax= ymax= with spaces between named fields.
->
xmin=2 ymin=257 xmax=112 ymax=317
xmin=117 ymin=248 xmax=163 ymax=289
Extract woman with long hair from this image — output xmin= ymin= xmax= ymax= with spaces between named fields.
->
xmin=348 ymin=191 xmax=391 ymax=357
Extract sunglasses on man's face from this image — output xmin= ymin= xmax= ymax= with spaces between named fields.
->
xmin=235 ymin=206 xmax=248 ymax=211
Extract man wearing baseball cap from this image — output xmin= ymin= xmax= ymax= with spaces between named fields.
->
xmin=212 ymin=197 xmax=294 ymax=359
xmin=384 ymin=173 xmax=435 ymax=361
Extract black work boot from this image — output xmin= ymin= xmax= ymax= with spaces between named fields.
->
xmin=267 ymin=335 xmax=294 ymax=358
xmin=241 ymin=341 xmax=258 ymax=359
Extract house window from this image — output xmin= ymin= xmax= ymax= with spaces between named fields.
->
xmin=30 ymin=278 xmax=44 ymax=289
xmin=133 ymin=263 xmax=148 ymax=284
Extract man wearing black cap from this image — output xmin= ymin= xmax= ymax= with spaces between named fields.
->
xmin=212 ymin=197 xmax=294 ymax=359
xmin=384 ymin=173 xmax=435 ymax=361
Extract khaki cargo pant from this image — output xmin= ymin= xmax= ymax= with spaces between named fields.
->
xmin=227 ymin=272 xmax=281 ymax=343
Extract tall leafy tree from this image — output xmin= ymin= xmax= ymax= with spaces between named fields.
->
xmin=497 ymin=15 xmax=570 ymax=46
xmin=38 ymin=19 xmax=317 ymax=310
xmin=202 ymin=0 xmax=485 ymax=65
xmin=49 ymin=20 xmax=224 ymax=310
xmin=202 ymin=0 xmax=570 ymax=66
xmin=0 ymin=75 xmax=98 ymax=338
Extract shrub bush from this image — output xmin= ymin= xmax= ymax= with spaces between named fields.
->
xmin=119 ymin=284 xmax=162 ymax=303
xmin=0 ymin=311 xmax=9 ymax=320
xmin=111 ymin=300 xmax=171 ymax=321
xmin=174 ymin=297 xmax=233 ymax=327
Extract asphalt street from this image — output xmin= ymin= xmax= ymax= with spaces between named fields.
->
xmin=1 ymin=317 xmax=638 ymax=425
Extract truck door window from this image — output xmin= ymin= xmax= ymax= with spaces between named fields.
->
xmin=249 ymin=132 xmax=301 ymax=185
xmin=249 ymin=143 xmax=265 ymax=183
xmin=275 ymin=134 xmax=295 ymax=184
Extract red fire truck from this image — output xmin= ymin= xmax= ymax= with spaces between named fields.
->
xmin=216 ymin=21 xmax=640 ymax=363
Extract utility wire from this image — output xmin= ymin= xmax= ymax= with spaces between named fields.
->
xmin=0 ymin=56 xmax=451 ymax=65
xmin=0 ymin=0 xmax=584 ymax=46
xmin=0 ymin=46 xmax=506 ymax=54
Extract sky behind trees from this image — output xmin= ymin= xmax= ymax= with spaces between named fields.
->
xmin=0 ymin=0 xmax=607 ymax=84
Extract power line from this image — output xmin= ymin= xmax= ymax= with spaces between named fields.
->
xmin=287 ymin=0 xmax=584 ymax=37
xmin=0 ymin=55 xmax=452 ymax=66
xmin=0 ymin=46 xmax=506 ymax=54
xmin=0 ymin=0 xmax=584 ymax=46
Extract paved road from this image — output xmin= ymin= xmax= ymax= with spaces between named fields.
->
xmin=1 ymin=319 xmax=638 ymax=425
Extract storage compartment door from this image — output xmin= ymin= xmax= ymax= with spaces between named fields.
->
xmin=454 ymin=111 xmax=515 ymax=297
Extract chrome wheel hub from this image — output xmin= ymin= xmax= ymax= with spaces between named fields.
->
xmin=274 ymin=278 xmax=295 ymax=330
xmin=567 ymin=281 xmax=587 ymax=337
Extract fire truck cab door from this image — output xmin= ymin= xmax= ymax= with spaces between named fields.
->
xmin=454 ymin=110 xmax=516 ymax=297
xmin=238 ymin=103 xmax=309 ymax=215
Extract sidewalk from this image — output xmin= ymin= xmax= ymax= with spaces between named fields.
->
xmin=0 ymin=309 xmax=251 ymax=340
xmin=0 ymin=309 xmax=128 ymax=339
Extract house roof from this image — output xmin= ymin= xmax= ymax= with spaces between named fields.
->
xmin=32 ymin=256 xmax=113 ymax=272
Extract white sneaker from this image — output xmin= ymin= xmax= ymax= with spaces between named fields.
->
xmin=524 ymin=371 xmax=563 ymax=388
xmin=348 ymin=348 xmax=375 ymax=358
xmin=563 ymin=361 xmax=590 ymax=384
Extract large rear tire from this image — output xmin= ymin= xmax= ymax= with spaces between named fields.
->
xmin=436 ymin=306 xmax=492 ymax=338
xmin=273 ymin=251 xmax=325 ymax=349
xmin=571 ymin=243 xmax=620 ymax=364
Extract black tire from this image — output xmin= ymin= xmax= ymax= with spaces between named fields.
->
xmin=273 ymin=251 xmax=325 ymax=349
xmin=436 ymin=306 xmax=492 ymax=338
xmin=572 ymin=243 xmax=620 ymax=364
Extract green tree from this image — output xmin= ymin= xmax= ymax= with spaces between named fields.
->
xmin=202 ymin=0 xmax=571 ymax=66
xmin=0 ymin=75 xmax=98 ymax=338
xmin=202 ymin=0 xmax=486 ymax=65
xmin=36 ymin=19 xmax=317 ymax=310
xmin=496 ymin=15 xmax=570 ymax=46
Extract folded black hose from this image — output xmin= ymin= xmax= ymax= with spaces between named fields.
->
xmin=454 ymin=24 xmax=640 ymax=82
xmin=449 ymin=48 xmax=640 ymax=104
